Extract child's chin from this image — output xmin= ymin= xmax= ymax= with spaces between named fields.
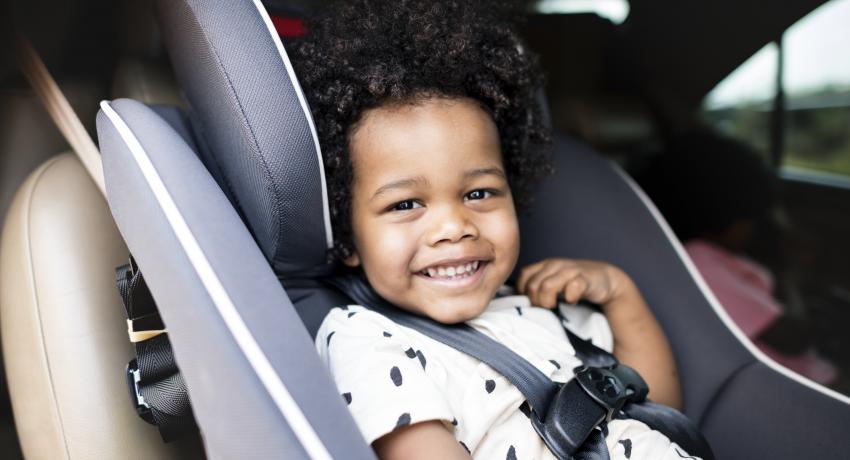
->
xmin=420 ymin=299 xmax=489 ymax=324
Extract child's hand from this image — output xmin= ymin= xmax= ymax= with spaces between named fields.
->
xmin=516 ymin=258 xmax=632 ymax=309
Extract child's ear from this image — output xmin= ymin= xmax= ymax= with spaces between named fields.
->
xmin=343 ymin=251 xmax=361 ymax=267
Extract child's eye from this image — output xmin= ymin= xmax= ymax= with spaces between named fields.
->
xmin=465 ymin=189 xmax=494 ymax=201
xmin=391 ymin=200 xmax=422 ymax=211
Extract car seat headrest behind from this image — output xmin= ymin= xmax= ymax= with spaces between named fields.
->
xmin=154 ymin=0 xmax=332 ymax=276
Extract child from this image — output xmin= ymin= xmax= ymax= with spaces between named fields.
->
xmin=292 ymin=1 xmax=693 ymax=458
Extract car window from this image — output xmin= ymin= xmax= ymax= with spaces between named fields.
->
xmin=700 ymin=0 xmax=850 ymax=397
xmin=534 ymin=0 xmax=629 ymax=23
xmin=704 ymin=0 xmax=850 ymax=180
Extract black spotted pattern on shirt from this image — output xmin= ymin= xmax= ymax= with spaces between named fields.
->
xmin=549 ymin=359 xmax=561 ymax=370
xmin=395 ymin=412 xmax=411 ymax=429
xmin=518 ymin=401 xmax=531 ymax=418
xmin=405 ymin=347 xmax=417 ymax=358
xmin=485 ymin=379 xmax=496 ymax=393
xmin=619 ymin=439 xmax=632 ymax=458
xmin=383 ymin=331 xmax=392 ymax=337
xmin=390 ymin=366 xmax=403 ymax=386
xmin=326 ymin=331 xmax=335 ymax=347
xmin=515 ymin=306 xmax=523 ymax=316
xmin=451 ymin=418 xmax=458 ymax=426
xmin=347 ymin=311 xmax=357 ymax=318
xmin=342 ymin=392 xmax=352 ymax=405
xmin=507 ymin=445 xmax=517 ymax=460
xmin=459 ymin=441 xmax=471 ymax=454
xmin=415 ymin=350 xmax=427 ymax=369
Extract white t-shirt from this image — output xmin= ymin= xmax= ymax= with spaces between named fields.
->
xmin=315 ymin=294 xmax=698 ymax=459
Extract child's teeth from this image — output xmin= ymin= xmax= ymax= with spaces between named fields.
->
xmin=422 ymin=261 xmax=483 ymax=279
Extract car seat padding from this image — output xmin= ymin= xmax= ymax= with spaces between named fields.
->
xmin=97 ymin=99 xmax=373 ymax=459
xmin=155 ymin=0 xmax=333 ymax=277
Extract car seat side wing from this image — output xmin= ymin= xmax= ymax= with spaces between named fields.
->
xmin=96 ymin=98 xmax=375 ymax=460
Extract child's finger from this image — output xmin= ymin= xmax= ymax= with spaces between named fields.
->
xmin=523 ymin=264 xmax=568 ymax=302
xmin=563 ymin=276 xmax=588 ymax=304
xmin=516 ymin=260 xmax=548 ymax=293
xmin=532 ymin=273 xmax=559 ymax=308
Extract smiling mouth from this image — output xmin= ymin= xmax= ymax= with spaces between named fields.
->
xmin=418 ymin=260 xmax=482 ymax=281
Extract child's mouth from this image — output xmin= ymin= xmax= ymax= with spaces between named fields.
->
xmin=418 ymin=260 xmax=483 ymax=281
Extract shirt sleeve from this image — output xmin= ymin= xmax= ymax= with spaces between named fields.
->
xmin=315 ymin=306 xmax=456 ymax=444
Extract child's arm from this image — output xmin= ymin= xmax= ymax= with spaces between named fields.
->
xmin=517 ymin=258 xmax=682 ymax=410
xmin=372 ymin=421 xmax=471 ymax=460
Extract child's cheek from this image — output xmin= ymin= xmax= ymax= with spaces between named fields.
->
xmin=484 ymin=206 xmax=520 ymax=266
xmin=366 ymin=224 xmax=420 ymax=286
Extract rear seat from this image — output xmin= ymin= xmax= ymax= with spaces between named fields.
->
xmin=0 ymin=58 xmax=203 ymax=459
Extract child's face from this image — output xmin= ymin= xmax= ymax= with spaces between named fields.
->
xmin=345 ymin=97 xmax=520 ymax=323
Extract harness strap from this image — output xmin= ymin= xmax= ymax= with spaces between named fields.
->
xmin=334 ymin=274 xmax=558 ymax=415
xmin=116 ymin=260 xmax=197 ymax=442
xmin=559 ymin=311 xmax=713 ymax=458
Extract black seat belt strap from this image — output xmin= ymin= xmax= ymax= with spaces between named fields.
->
xmin=330 ymin=274 xmax=559 ymax=416
xmin=557 ymin=310 xmax=714 ymax=458
xmin=116 ymin=259 xmax=197 ymax=442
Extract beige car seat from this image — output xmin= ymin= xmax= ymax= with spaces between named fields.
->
xmin=0 ymin=59 xmax=201 ymax=458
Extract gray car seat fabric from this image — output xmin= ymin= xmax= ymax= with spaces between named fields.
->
xmin=96 ymin=99 xmax=374 ymax=460
xmin=154 ymin=0 xmax=332 ymax=277
xmin=517 ymin=135 xmax=850 ymax=458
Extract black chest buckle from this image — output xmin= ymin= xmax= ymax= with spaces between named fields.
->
xmin=530 ymin=364 xmax=649 ymax=460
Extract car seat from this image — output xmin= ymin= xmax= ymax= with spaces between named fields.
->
xmin=6 ymin=0 xmax=850 ymax=458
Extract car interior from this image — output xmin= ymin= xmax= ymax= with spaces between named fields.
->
xmin=1 ymin=0 xmax=849 ymax=458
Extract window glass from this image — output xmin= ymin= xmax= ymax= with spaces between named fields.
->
xmin=703 ymin=0 xmax=850 ymax=177
xmin=703 ymin=44 xmax=777 ymax=160
xmin=782 ymin=0 xmax=850 ymax=177
xmin=534 ymin=0 xmax=629 ymax=24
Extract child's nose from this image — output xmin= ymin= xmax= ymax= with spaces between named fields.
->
xmin=427 ymin=204 xmax=478 ymax=245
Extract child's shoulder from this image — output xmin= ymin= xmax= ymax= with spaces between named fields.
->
xmin=315 ymin=304 xmax=417 ymax=350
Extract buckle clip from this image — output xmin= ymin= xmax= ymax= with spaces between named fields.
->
xmin=574 ymin=364 xmax=648 ymax=422
xmin=528 ymin=364 xmax=649 ymax=459
xmin=125 ymin=359 xmax=155 ymax=425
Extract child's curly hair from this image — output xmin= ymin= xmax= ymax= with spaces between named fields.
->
xmin=290 ymin=0 xmax=552 ymax=261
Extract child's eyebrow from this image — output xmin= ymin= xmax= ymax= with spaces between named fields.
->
xmin=464 ymin=167 xmax=506 ymax=180
xmin=371 ymin=176 xmax=429 ymax=201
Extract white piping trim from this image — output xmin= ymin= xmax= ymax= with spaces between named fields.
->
xmin=251 ymin=0 xmax=334 ymax=250
xmin=99 ymin=101 xmax=333 ymax=460
xmin=613 ymin=165 xmax=850 ymax=406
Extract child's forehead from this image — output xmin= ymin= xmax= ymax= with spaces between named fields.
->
xmin=348 ymin=98 xmax=504 ymax=187
xmin=354 ymin=96 xmax=492 ymax=133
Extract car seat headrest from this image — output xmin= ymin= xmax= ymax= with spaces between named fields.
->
xmin=154 ymin=0 xmax=332 ymax=276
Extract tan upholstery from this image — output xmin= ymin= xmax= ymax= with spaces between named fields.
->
xmin=0 ymin=153 xmax=200 ymax=459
